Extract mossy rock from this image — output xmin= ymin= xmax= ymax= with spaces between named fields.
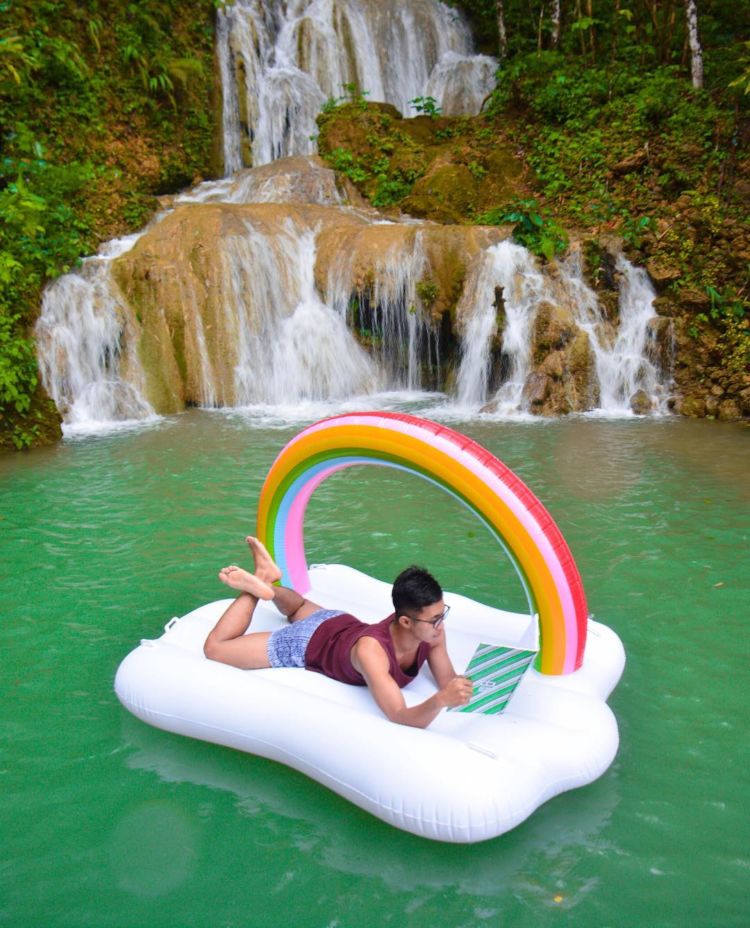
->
xmin=0 ymin=385 xmax=63 ymax=452
xmin=401 ymin=164 xmax=478 ymax=224
xmin=582 ymin=238 xmax=620 ymax=291
xmin=317 ymin=101 xmax=403 ymax=154
xmin=678 ymin=394 xmax=707 ymax=417
xmin=532 ymin=301 xmax=576 ymax=358
xmin=477 ymin=145 xmax=527 ymax=204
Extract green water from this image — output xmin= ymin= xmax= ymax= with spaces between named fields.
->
xmin=1 ymin=411 xmax=748 ymax=928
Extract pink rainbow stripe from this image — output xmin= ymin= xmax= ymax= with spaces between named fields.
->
xmin=257 ymin=412 xmax=588 ymax=674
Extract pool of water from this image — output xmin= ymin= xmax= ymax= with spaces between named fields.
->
xmin=1 ymin=410 xmax=747 ymax=927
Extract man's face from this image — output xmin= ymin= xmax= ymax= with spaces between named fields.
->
xmin=403 ymin=600 xmax=449 ymax=642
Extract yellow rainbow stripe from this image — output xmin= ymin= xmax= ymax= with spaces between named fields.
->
xmin=256 ymin=412 xmax=588 ymax=675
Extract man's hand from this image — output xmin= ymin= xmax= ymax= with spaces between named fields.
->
xmin=437 ymin=675 xmax=473 ymax=709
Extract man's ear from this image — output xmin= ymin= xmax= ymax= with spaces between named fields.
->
xmin=397 ymin=614 xmax=411 ymax=629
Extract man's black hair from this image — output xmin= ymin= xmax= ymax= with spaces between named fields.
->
xmin=392 ymin=565 xmax=442 ymax=616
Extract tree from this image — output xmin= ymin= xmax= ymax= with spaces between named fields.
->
xmin=551 ymin=0 xmax=561 ymax=48
xmin=685 ymin=0 xmax=704 ymax=89
xmin=496 ymin=0 xmax=508 ymax=60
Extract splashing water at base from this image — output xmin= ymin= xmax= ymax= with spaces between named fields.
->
xmin=596 ymin=257 xmax=668 ymax=413
xmin=455 ymin=241 xmax=550 ymax=413
xmin=34 ymin=235 xmax=157 ymax=434
xmin=561 ymin=251 xmax=669 ymax=415
xmin=229 ymin=224 xmax=379 ymax=404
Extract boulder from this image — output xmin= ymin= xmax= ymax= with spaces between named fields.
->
xmin=401 ymin=162 xmax=478 ymax=224
xmin=679 ymin=394 xmax=707 ymax=418
xmin=630 ymin=389 xmax=653 ymax=415
xmin=646 ymin=316 xmax=675 ymax=371
xmin=718 ymin=399 xmax=741 ymax=421
xmin=522 ymin=372 xmax=550 ymax=408
xmin=531 ymin=301 xmax=576 ymax=358
xmin=646 ymin=259 xmax=682 ymax=287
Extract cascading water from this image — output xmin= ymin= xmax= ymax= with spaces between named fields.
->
xmin=455 ymin=241 xmax=549 ymax=413
xmin=35 ymin=0 xmax=672 ymax=433
xmin=326 ymin=229 xmax=441 ymax=392
xmin=35 ymin=235 xmax=156 ymax=431
xmin=217 ymin=0 xmax=497 ymax=170
xmin=454 ymin=242 xmax=670 ymax=416
xmin=595 ymin=257 xmax=667 ymax=412
xmin=224 ymin=221 xmax=379 ymax=405
xmin=559 ymin=250 xmax=669 ymax=414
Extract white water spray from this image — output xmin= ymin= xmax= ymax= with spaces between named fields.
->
xmin=35 ymin=236 xmax=156 ymax=431
xmin=597 ymin=257 xmax=665 ymax=412
xmin=456 ymin=241 xmax=549 ymax=413
xmin=561 ymin=251 xmax=667 ymax=414
xmin=326 ymin=230 xmax=441 ymax=391
xmin=225 ymin=221 xmax=379 ymax=404
xmin=217 ymin=0 xmax=497 ymax=170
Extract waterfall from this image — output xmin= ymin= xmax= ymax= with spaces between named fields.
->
xmin=425 ymin=51 xmax=498 ymax=117
xmin=217 ymin=0 xmax=497 ymax=170
xmin=560 ymin=251 xmax=668 ymax=414
xmin=223 ymin=220 xmax=379 ymax=405
xmin=34 ymin=235 xmax=156 ymax=432
xmin=326 ymin=229 xmax=441 ymax=391
xmin=595 ymin=257 xmax=666 ymax=412
xmin=456 ymin=241 xmax=548 ymax=413
xmin=34 ymin=0 xmax=673 ymax=432
xmin=454 ymin=243 xmax=670 ymax=416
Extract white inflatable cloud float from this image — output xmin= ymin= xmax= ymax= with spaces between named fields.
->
xmin=115 ymin=412 xmax=625 ymax=843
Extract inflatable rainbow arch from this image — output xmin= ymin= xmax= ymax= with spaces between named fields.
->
xmin=257 ymin=411 xmax=588 ymax=675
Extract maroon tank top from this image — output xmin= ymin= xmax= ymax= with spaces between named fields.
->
xmin=305 ymin=613 xmax=431 ymax=687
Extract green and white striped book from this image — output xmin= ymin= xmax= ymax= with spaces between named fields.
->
xmin=449 ymin=642 xmax=537 ymax=715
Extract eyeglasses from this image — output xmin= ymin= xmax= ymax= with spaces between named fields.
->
xmin=407 ymin=605 xmax=451 ymax=629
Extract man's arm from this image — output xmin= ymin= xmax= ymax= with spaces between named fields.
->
xmin=351 ymin=636 xmax=472 ymax=729
xmin=425 ymin=627 xmax=460 ymax=688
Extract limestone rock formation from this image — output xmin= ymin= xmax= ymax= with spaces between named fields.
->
xmin=110 ymin=187 xmax=509 ymax=413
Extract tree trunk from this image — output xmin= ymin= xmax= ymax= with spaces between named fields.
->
xmin=585 ymin=0 xmax=596 ymax=59
xmin=685 ymin=0 xmax=704 ymax=88
xmin=551 ymin=0 xmax=561 ymax=48
xmin=496 ymin=0 xmax=508 ymax=61
xmin=537 ymin=3 xmax=545 ymax=52
xmin=575 ymin=0 xmax=586 ymax=55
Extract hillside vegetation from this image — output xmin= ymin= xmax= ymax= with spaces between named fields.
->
xmin=317 ymin=1 xmax=749 ymax=419
xmin=0 ymin=0 xmax=220 ymax=448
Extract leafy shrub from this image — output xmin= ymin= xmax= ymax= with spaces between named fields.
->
xmin=476 ymin=198 xmax=568 ymax=260
xmin=410 ymin=96 xmax=442 ymax=118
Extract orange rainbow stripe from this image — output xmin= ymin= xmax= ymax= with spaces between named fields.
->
xmin=257 ymin=412 xmax=588 ymax=675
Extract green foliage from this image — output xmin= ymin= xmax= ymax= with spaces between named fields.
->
xmin=409 ymin=96 xmax=442 ymax=118
xmin=372 ymin=174 xmax=412 ymax=207
xmin=318 ymin=97 xmax=430 ymax=208
xmin=416 ymin=279 xmax=439 ymax=308
xmin=476 ymin=199 xmax=569 ymax=261
xmin=0 ymin=0 xmax=218 ymax=447
xmin=486 ymin=53 xmax=739 ymax=233
xmin=467 ymin=160 xmax=487 ymax=180
xmin=327 ymin=147 xmax=370 ymax=184
xmin=704 ymin=286 xmax=747 ymax=322
xmin=324 ymin=144 xmax=417 ymax=207
xmin=620 ymin=215 xmax=653 ymax=250
xmin=0 ymin=313 xmax=37 ymax=415
xmin=319 ymin=82 xmax=372 ymax=116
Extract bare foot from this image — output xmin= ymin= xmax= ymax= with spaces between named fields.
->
xmin=245 ymin=536 xmax=282 ymax=585
xmin=218 ymin=565 xmax=275 ymax=601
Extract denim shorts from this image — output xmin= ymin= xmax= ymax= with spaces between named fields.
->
xmin=266 ymin=609 xmax=343 ymax=669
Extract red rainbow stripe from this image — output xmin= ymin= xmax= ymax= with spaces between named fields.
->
xmin=256 ymin=411 xmax=588 ymax=675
